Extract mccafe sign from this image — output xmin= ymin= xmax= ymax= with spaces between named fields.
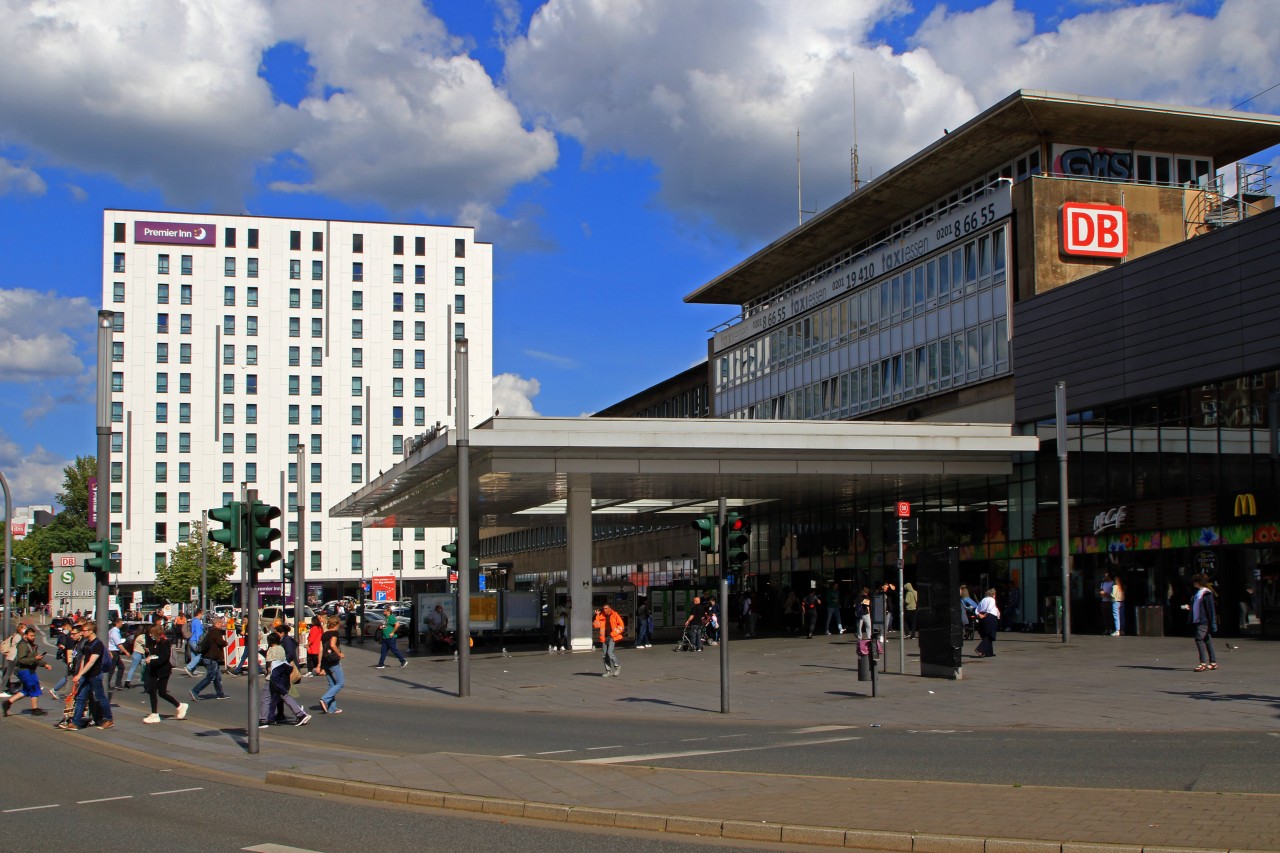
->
xmin=134 ymin=220 xmax=215 ymax=246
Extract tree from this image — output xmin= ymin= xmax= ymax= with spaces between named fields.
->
xmin=152 ymin=521 xmax=237 ymax=604
xmin=12 ymin=513 xmax=96 ymax=598
xmin=56 ymin=455 xmax=97 ymax=527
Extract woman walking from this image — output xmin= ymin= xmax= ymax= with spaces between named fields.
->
xmin=903 ymin=583 xmax=919 ymax=639
xmin=142 ymin=624 xmax=187 ymax=723
xmin=974 ymin=588 xmax=1001 ymax=657
xmin=305 ymin=616 xmax=323 ymax=676
xmin=1183 ymin=574 xmax=1219 ymax=671
xmin=315 ymin=614 xmax=345 ymax=714
xmin=259 ymin=632 xmax=310 ymax=727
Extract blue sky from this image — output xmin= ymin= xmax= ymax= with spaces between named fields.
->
xmin=0 ymin=0 xmax=1276 ymax=508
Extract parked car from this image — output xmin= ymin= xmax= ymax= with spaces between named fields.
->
xmin=259 ymin=605 xmax=316 ymax=630
xmin=361 ymin=605 xmax=412 ymax=638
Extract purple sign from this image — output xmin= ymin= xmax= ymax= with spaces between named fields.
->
xmin=134 ymin=220 xmax=216 ymax=246
xmin=87 ymin=476 xmax=97 ymax=528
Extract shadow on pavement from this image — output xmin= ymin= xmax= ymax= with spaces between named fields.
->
xmin=378 ymin=677 xmax=456 ymax=697
xmin=1162 ymin=690 xmax=1280 ymax=714
xmin=617 ymin=697 xmax=712 ymax=713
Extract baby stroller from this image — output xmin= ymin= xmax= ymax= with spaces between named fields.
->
xmin=962 ymin=604 xmax=978 ymax=641
xmin=673 ymin=622 xmax=706 ymax=652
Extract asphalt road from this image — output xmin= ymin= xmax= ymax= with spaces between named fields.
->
xmin=151 ymin=678 xmax=1280 ymax=793
xmin=0 ymin=725 xmax=791 ymax=853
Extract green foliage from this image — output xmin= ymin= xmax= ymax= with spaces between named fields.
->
xmin=12 ymin=512 xmax=96 ymax=597
xmin=152 ymin=520 xmax=237 ymax=603
xmin=56 ymin=455 xmax=97 ymax=526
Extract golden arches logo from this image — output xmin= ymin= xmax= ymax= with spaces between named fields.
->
xmin=1233 ymin=493 xmax=1257 ymax=517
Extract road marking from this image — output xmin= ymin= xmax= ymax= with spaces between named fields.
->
xmin=151 ymin=787 xmax=204 ymax=796
xmin=498 ymin=754 xmax=526 ymax=758
xmin=76 ymin=796 xmax=133 ymax=804
xmin=534 ymin=749 xmax=574 ymax=755
xmin=577 ymin=735 xmax=862 ymax=765
xmin=717 ymin=733 xmax=750 ymax=739
xmin=3 ymin=804 xmax=59 ymax=813
xmin=243 ymin=845 xmax=327 ymax=853
xmin=790 ymin=725 xmax=857 ymax=734
xmin=679 ymin=737 xmax=709 ymax=742
xmin=585 ymin=745 xmax=623 ymax=751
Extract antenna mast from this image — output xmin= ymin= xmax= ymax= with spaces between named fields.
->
xmin=851 ymin=73 xmax=861 ymax=192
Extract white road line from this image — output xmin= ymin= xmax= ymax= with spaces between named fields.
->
xmin=790 ymin=725 xmax=857 ymax=734
xmin=576 ymin=735 xmax=862 ymax=765
xmin=498 ymin=754 xmax=526 ymax=758
xmin=151 ymin=787 xmax=204 ymax=796
xmin=3 ymin=804 xmax=59 ymax=813
xmin=679 ymin=737 xmax=709 ymax=742
xmin=242 ymin=845 xmax=327 ymax=853
xmin=585 ymin=745 xmax=623 ymax=751
xmin=717 ymin=733 xmax=750 ymax=739
xmin=76 ymin=796 xmax=133 ymax=804
xmin=534 ymin=749 xmax=574 ymax=755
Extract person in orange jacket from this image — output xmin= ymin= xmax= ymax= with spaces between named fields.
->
xmin=593 ymin=603 xmax=625 ymax=678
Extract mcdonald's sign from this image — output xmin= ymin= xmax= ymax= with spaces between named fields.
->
xmin=1219 ymin=490 xmax=1273 ymax=522
xmin=1233 ymin=493 xmax=1257 ymax=518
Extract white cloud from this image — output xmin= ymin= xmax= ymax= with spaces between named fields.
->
xmin=0 ymin=432 xmax=67 ymax=508
xmin=0 ymin=289 xmax=95 ymax=382
xmin=523 ymin=349 xmax=578 ymax=369
xmin=493 ymin=372 xmax=541 ymax=416
xmin=0 ymin=158 xmax=46 ymax=195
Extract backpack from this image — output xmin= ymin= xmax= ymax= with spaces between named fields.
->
xmin=193 ymin=630 xmax=212 ymax=656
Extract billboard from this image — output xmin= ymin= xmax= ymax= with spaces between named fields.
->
xmin=49 ymin=552 xmax=97 ymax=615
xmin=134 ymin=220 xmax=216 ymax=246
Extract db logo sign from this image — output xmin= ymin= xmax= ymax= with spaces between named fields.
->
xmin=1060 ymin=202 xmax=1127 ymax=258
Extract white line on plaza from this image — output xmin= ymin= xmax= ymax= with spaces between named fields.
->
xmin=790 ymin=725 xmax=857 ymax=734
xmin=534 ymin=749 xmax=574 ymax=755
xmin=242 ymin=844 xmax=327 ymax=853
xmin=151 ymin=787 xmax=205 ymax=796
xmin=76 ymin=796 xmax=133 ymax=804
xmin=585 ymin=745 xmax=623 ymax=751
xmin=576 ymin=735 xmax=862 ymax=765
xmin=3 ymin=804 xmax=60 ymax=813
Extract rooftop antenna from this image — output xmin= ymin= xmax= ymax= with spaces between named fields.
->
xmin=797 ymin=128 xmax=815 ymax=226
xmin=851 ymin=73 xmax=861 ymax=192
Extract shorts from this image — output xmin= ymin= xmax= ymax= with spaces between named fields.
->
xmin=16 ymin=668 xmax=42 ymax=697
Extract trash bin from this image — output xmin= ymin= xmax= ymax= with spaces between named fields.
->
xmin=1136 ymin=605 xmax=1164 ymax=637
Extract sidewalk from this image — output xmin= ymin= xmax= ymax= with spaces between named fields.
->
xmin=14 ymin=630 xmax=1280 ymax=851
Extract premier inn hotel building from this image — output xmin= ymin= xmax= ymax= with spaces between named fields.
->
xmin=488 ymin=91 xmax=1280 ymax=638
xmin=101 ymin=211 xmax=492 ymax=597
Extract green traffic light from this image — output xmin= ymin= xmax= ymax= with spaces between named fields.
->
xmin=208 ymin=501 xmax=244 ymax=552
xmin=442 ymin=540 xmax=458 ymax=569
xmin=85 ymin=539 xmax=119 ymax=575
xmin=247 ymin=500 xmax=282 ymax=582
xmin=692 ymin=515 xmax=716 ymax=554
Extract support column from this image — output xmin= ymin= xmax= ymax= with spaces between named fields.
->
xmin=566 ymin=475 xmax=594 ymax=652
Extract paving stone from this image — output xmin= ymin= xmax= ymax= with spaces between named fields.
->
xmin=664 ymin=815 xmax=724 ymax=836
xmin=781 ymin=824 xmax=847 ymax=847
xmin=843 ymin=829 xmax=913 ymax=851
xmin=721 ymin=820 xmax=784 ymax=842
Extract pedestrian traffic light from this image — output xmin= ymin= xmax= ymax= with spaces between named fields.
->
xmin=85 ymin=539 xmax=119 ymax=576
xmin=13 ymin=564 xmax=33 ymax=585
xmin=247 ymin=499 xmax=282 ymax=584
xmin=724 ymin=512 xmax=750 ymax=570
xmin=692 ymin=514 xmax=716 ymax=554
xmin=283 ymin=550 xmax=296 ymax=582
xmin=442 ymin=540 xmax=458 ymax=569
xmin=208 ymin=501 xmax=245 ymax=552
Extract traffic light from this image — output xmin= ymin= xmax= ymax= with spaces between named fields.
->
xmin=85 ymin=539 xmax=119 ymax=576
xmin=208 ymin=501 xmax=245 ymax=552
xmin=13 ymin=564 xmax=33 ymax=585
xmin=724 ymin=512 xmax=750 ymax=570
xmin=283 ymin=550 xmax=296 ymax=582
xmin=692 ymin=514 xmax=716 ymax=554
xmin=442 ymin=540 xmax=458 ymax=569
xmin=247 ymin=500 xmax=282 ymax=584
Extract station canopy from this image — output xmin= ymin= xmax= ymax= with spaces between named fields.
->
xmin=330 ymin=417 xmax=1038 ymax=530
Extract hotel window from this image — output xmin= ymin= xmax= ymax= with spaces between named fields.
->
xmin=414 ymin=321 xmax=425 ymax=341
xmin=392 ymin=435 xmax=403 ymax=455
xmin=157 ymin=254 xmax=170 ymax=275
xmin=289 ymin=346 xmax=299 ymax=366
xmin=113 ymin=282 xmax=125 ymax=303
xmin=393 ymin=292 xmax=404 ymax=312
xmin=225 ymin=227 xmax=236 ymax=248
xmin=289 ymin=259 xmax=300 ymax=280
xmin=414 ymin=350 xmax=424 ymax=369
xmin=287 ymin=520 xmax=298 ymax=542
xmin=112 ymin=461 xmax=123 ymax=483
xmin=223 ymin=315 xmax=235 ymax=335
xmin=454 ymin=238 xmax=465 ymax=258
xmin=223 ymin=434 xmax=234 ymax=454
xmin=392 ymin=378 xmax=403 ymax=397
xmin=414 ymin=378 xmax=424 ymax=398
xmin=154 ymin=462 xmax=166 ymax=483
xmin=245 ymin=462 xmax=257 ymax=483
xmin=312 ymin=289 xmax=323 ymax=309
xmin=352 ymin=319 xmax=363 ymax=339
xmin=351 ymin=463 xmax=362 ymax=483
xmin=288 ymin=375 xmax=299 ymax=396
xmin=113 ymin=223 xmax=125 ymax=242
xmin=289 ymin=317 xmax=299 ymax=337
xmin=112 ymin=371 xmax=124 ymax=392
xmin=392 ymin=406 xmax=403 ymax=426
xmin=415 ymin=235 xmax=425 ymax=256
xmin=180 ymin=284 xmax=192 ymax=304
xmin=156 ymin=342 xmax=168 ymax=364
xmin=311 ymin=260 xmax=323 ymax=280
xmin=414 ymin=407 xmax=424 ymax=426
xmin=224 ymin=257 xmax=235 ymax=277
xmin=157 ymin=313 xmax=169 ymax=334
xmin=152 ymin=402 xmax=164 ymax=424
xmin=246 ymin=286 xmax=258 ymax=306
xmin=113 ymin=252 xmax=126 ymax=273
xmin=352 ymin=233 xmax=363 ymax=253
xmin=222 ymin=462 xmax=234 ymax=483
xmin=351 ymin=405 xmax=362 ymax=425
xmin=179 ymin=402 xmax=190 ymax=423
xmin=393 ymin=235 xmax=404 ymax=255
xmin=414 ymin=528 xmax=425 ymax=541
xmin=245 ymin=403 xmax=257 ymax=424
xmin=112 ymin=433 xmax=124 ymax=453
xmin=112 ymin=341 xmax=124 ymax=363
xmin=247 ymin=228 xmax=258 ymax=249
xmin=352 ymin=435 xmax=363 ymax=454
xmin=290 ymin=230 xmax=301 ymax=251
xmin=311 ymin=376 xmax=322 ymax=395
xmin=311 ymin=318 xmax=323 ymax=338
xmin=155 ymin=523 xmax=167 ymax=543
xmin=179 ymin=432 xmax=190 ymax=453
xmin=181 ymin=255 xmax=192 ymax=275
xmin=392 ymin=349 xmax=403 ymax=369
xmin=352 ymin=291 xmax=363 ymax=310
xmin=312 ymin=231 xmax=323 ymax=251
xmin=310 ymin=521 xmax=321 ymax=542
xmin=178 ymin=462 xmax=190 ymax=483
xmin=352 ymin=377 xmax=362 ymax=396
xmin=288 ymin=405 xmax=299 ymax=425
xmin=311 ymin=346 xmax=322 ymax=367
xmin=454 ymin=266 xmax=465 ymax=286
xmin=156 ymin=493 xmax=168 ymax=512
xmin=110 ymin=523 xmax=122 ymax=544
xmin=178 ymin=373 xmax=190 ymax=394
xmin=246 ymin=374 xmax=257 ymax=395
xmin=180 ymin=314 xmax=191 ymax=334
xmin=223 ymin=344 xmax=235 ymax=365
xmin=454 ymin=294 xmax=465 ymax=314
xmin=414 ymin=551 xmax=425 ymax=571
xmin=112 ymin=314 xmax=124 ymax=332
xmin=223 ymin=373 xmax=234 ymax=394
xmin=222 ymin=403 xmax=234 ymax=424
xmin=351 ymin=348 xmax=363 ymax=368
xmin=155 ymin=373 xmax=167 ymax=393
xmin=178 ymin=492 xmax=189 ymax=513
xmin=289 ymin=288 xmax=300 ymax=308
xmin=288 ymin=434 xmax=299 ymax=454
xmin=454 ymin=322 xmax=465 ymax=339
xmin=178 ymin=522 xmax=189 ymax=541
xmin=310 ymin=434 xmax=322 ymax=454
xmin=311 ymin=405 xmax=322 ymax=425
xmin=178 ymin=344 xmax=190 ymax=365
xmin=310 ymin=462 xmax=322 ymax=484
xmin=393 ymin=264 xmax=404 ymax=284
xmin=392 ymin=320 xmax=403 ymax=340
xmin=352 ymin=262 xmax=363 ymax=282
xmin=246 ymin=344 xmax=257 ymax=365
xmin=414 ymin=294 xmax=425 ymax=314
xmin=247 ymin=258 xmax=258 ymax=279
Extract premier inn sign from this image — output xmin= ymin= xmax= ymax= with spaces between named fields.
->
xmin=134 ymin=220 xmax=216 ymax=246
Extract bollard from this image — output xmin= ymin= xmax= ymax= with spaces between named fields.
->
xmin=857 ymin=650 xmax=870 ymax=681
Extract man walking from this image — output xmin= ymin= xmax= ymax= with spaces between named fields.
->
xmin=2 ymin=626 xmax=53 ymax=717
xmin=184 ymin=608 xmax=205 ymax=676
xmin=374 ymin=606 xmax=407 ymax=669
xmin=594 ymin=602 xmax=624 ymax=677
xmin=61 ymin=621 xmax=114 ymax=730
xmin=190 ymin=616 xmax=229 ymax=700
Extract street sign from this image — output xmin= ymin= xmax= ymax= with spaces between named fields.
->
xmin=896 ymin=501 xmax=911 ymax=518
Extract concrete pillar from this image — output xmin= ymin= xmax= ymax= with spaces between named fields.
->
xmin=566 ymin=475 xmax=594 ymax=651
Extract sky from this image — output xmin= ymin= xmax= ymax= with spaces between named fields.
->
xmin=1 ymin=0 xmax=1278 ymax=509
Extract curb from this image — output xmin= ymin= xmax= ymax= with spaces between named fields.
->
xmin=262 ymin=770 xmax=1269 ymax=852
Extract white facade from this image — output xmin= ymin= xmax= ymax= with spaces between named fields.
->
xmin=101 ymin=210 xmax=492 ymax=591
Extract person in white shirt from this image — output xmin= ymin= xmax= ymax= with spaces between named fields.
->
xmin=974 ymin=589 xmax=1001 ymax=658
xmin=107 ymin=619 xmax=128 ymax=690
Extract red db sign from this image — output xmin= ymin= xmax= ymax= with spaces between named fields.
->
xmin=1061 ymin=202 xmax=1127 ymax=258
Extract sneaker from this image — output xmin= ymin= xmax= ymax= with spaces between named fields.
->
xmin=142 ymin=713 xmax=161 ymax=724
xmin=839 ymin=628 xmax=847 ymax=634
xmin=303 ymin=672 xmax=314 ymax=678
xmin=31 ymin=708 xmax=48 ymax=717
xmin=259 ymin=722 xmax=270 ymax=728
xmin=295 ymin=714 xmax=311 ymax=727
xmin=189 ymin=691 xmax=201 ymax=702
xmin=612 ymin=668 xmax=621 ymax=677
xmin=602 ymin=671 xmax=612 ymax=677
xmin=56 ymin=721 xmax=75 ymax=730
xmin=215 ymin=695 xmax=230 ymax=700
xmin=176 ymin=703 xmax=189 ymax=720
xmin=0 ymin=691 xmax=10 ymax=699
xmin=99 ymin=720 xmax=114 ymax=730
xmin=374 ymin=665 xmax=386 ymax=670
xmin=48 ymin=688 xmax=60 ymax=700
xmin=399 ymin=660 xmax=408 ymax=668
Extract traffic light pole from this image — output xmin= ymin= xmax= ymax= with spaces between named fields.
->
xmin=245 ymin=489 xmax=261 ymax=755
xmin=95 ymin=310 xmax=113 ymax=626
xmin=717 ymin=497 xmax=729 ymax=715
xmin=455 ymin=337 xmax=471 ymax=698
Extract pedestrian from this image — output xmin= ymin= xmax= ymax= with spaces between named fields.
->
xmin=190 ymin=616 xmax=228 ymax=701
xmin=904 ymin=582 xmax=919 ymax=639
xmin=142 ymin=624 xmax=187 ymax=723
xmin=635 ymin=597 xmax=653 ymax=648
xmin=782 ymin=588 xmax=799 ymax=634
xmin=50 ymin=622 xmax=82 ymax=699
xmin=685 ymin=596 xmax=707 ymax=651
xmin=802 ymin=589 xmax=820 ymax=638
xmin=854 ymin=587 xmax=872 ymax=639
xmin=1099 ymin=571 xmax=1115 ymax=635
xmin=974 ymin=588 xmax=1000 ymax=657
xmin=1110 ymin=575 xmax=1125 ymax=636
xmin=107 ymin=618 xmax=128 ymax=690
xmin=123 ymin=622 xmax=147 ymax=688
xmin=824 ymin=581 xmax=845 ymax=635
xmin=345 ymin=606 xmax=358 ymax=645
xmin=305 ymin=616 xmax=323 ymax=675
xmin=1182 ymin=573 xmax=1219 ymax=672
xmin=741 ymin=592 xmax=756 ymax=638
xmin=3 ymin=620 xmax=31 ymax=696
xmin=316 ymin=614 xmax=345 ymax=714
xmin=184 ymin=608 xmax=205 ymax=675
xmin=550 ymin=602 xmax=568 ymax=652
xmin=374 ymin=606 xmax=407 ymax=669
xmin=259 ymin=632 xmax=310 ymax=728
xmin=2 ymin=626 xmax=53 ymax=717
xmin=61 ymin=621 xmax=114 ymax=730
xmin=594 ymin=601 xmax=624 ymax=677
xmin=705 ymin=598 xmax=720 ymax=645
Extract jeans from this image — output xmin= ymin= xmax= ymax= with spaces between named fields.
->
xmin=825 ymin=608 xmax=843 ymax=634
xmin=1112 ymin=601 xmax=1123 ymax=634
xmin=192 ymin=659 xmax=224 ymax=698
xmin=260 ymin=678 xmax=305 ymax=722
xmin=126 ymin=651 xmax=145 ymax=683
xmin=602 ymin=637 xmax=619 ymax=672
xmin=1194 ymin=622 xmax=1216 ymax=664
xmin=377 ymin=636 xmax=406 ymax=666
xmin=185 ymin=651 xmax=203 ymax=673
xmin=72 ymin=672 xmax=111 ymax=726
xmin=635 ymin=619 xmax=652 ymax=647
xmin=320 ymin=663 xmax=344 ymax=710
xmin=856 ymin=614 xmax=871 ymax=639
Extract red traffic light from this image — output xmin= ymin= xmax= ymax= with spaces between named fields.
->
xmin=728 ymin=517 xmax=747 ymax=532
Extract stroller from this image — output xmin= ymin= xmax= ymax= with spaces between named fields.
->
xmin=962 ymin=604 xmax=979 ymax=641
xmin=673 ymin=621 xmax=706 ymax=652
